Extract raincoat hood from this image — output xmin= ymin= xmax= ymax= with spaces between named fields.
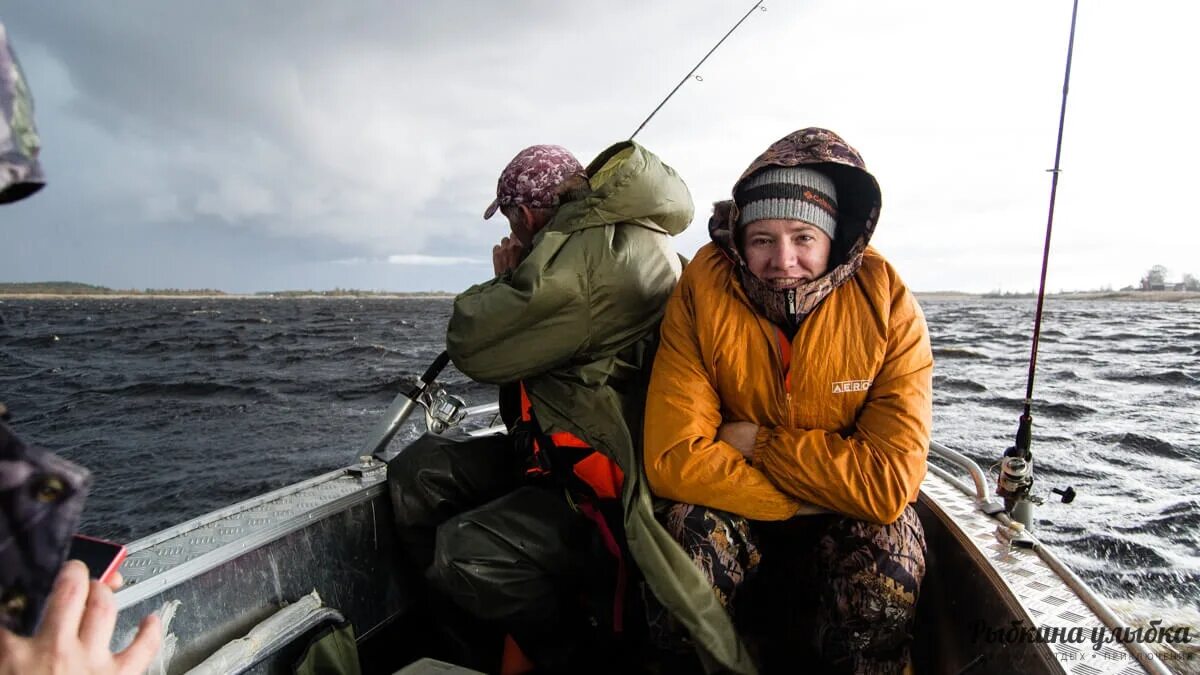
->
xmin=708 ymin=128 xmax=882 ymax=328
xmin=541 ymin=140 xmax=693 ymax=239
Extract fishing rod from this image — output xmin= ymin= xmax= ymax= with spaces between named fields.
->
xmin=362 ymin=5 xmax=768 ymax=462
xmin=360 ymin=351 xmax=464 ymax=462
xmin=996 ymin=0 xmax=1081 ymax=528
xmin=628 ymin=0 xmax=765 ymax=140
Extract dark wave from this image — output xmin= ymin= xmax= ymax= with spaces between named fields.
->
xmin=1063 ymin=534 xmax=1175 ymax=569
xmin=1047 ymin=370 xmax=1084 ymax=381
xmin=259 ymin=331 xmax=301 ymax=344
xmin=1096 ymin=432 xmax=1191 ymax=460
xmin=79 ymin=381 xmax=279 ymax=401
xmin=1115 ymin=500 xmax=1200 ymax=539
xmin=334 ymin=374 xmax=421 ymax=400
xmin=0 ymin=367 xmax=53 ymax=382
xmin=1098 ymin=332 xmax=1146 ymax=341
xmin=5 ymin=334 xmax=64 ymax=347
xmin=136 ymin=339 xmax=228 ymax=353
xmin=331 ymin=344 xmax=405 ymax=358
xmin=969 ymin=395 xmax=1096 ymax=420
xmin=933 ymin=376 xmax=987 ymax=393
xmin=932 ymin=347 xmax=989 ymax=360
xmin=1159 ymin=344 xmax=1196 ymax=354
xmin=1099 ymin=370 xmax=1199 ymax=386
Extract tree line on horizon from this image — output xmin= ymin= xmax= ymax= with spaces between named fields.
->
xmin=0 ymin=282 xmax=453 ymax=297
xmin=0 ymin=282 xmax=227 ymax=295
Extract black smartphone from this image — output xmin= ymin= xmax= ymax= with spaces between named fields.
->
xmin=68 ymin=534 xmax=127 ymax=584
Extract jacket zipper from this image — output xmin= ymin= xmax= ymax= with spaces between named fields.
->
xmin=772 ymin=326 xmax=793 ymax=428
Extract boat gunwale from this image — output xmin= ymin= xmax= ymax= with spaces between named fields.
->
xmin=924 ymin=459 xmax=1170 ymax=675
xmin=116 ymin=472 xmax=386 ymax=609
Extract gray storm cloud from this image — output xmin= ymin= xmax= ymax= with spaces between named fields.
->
xmin=2 ymin=1 xmax=1197 ymax=292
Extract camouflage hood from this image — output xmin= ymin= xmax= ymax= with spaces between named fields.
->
xmin=0 ymin=23 xmax=45 ymax=204
xmin=708 ymin=128 xmax=882 ymax=329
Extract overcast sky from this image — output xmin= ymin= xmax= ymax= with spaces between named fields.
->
xmin=2 ymin=1 xmax=1197 ymax=293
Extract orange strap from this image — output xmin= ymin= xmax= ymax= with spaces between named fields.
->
xmin=500 ymin=634 xmax=535 ymax=675
xmin=518 ymin=381 xmax=624 ymax=498
xmin=571 ymin=451 xmax=624 ymax=500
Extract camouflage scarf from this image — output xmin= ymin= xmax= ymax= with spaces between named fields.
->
xmin=709 ymin=128 xmax=881 ymax=333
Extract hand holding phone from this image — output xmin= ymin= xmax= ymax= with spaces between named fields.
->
xmin=0 ymin=421 xmax=91 ymax=636
xmin=0 ymin=561 xmax=162 ymax=675
xmin=68 ymin=535 xmax=128 ymax=586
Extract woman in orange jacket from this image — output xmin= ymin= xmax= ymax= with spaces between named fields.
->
xmin=643 ymin=128 xmax=932 ymax=674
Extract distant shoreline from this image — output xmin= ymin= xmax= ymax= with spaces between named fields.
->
xmin=0 ymin=293 xmax=458 ymax=300
xmin=916 ymin=290 xmax=1200 ymax=302
xmin=2 ymin=290 xmax=1197 ymax=302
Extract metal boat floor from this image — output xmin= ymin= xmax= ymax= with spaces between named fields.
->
xmin=114 ymin=457 xmax=1165 ymax=674
xmin=923 ymin=469 xmax=1153 ymax=674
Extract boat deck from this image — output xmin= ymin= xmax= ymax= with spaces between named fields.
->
xmin=112 ymin=455 xmax=1168 ymax=674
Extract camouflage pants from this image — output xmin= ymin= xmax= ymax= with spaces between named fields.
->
xmin=652 ymin=503 xmax=926 ymax=675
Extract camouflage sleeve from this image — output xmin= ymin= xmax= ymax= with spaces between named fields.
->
xmin=0 ymin=420 xmax=91 ymax=635
xmin=0 ymin=21 xmax=46 ymax=204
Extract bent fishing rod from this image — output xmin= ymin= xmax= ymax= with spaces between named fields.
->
xmin=629 ymin=0 xmax=765 ymax=140
xmin=995 ymin=0 xmax=1081 ymax=527
xmin=360 ymin=2 xmax=768 ymax=461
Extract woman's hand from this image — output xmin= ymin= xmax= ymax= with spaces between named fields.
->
xmin=717 ymin=421 xmax=760 ymax=460
xmin=0 ymin=561 xmax=161 ymax=675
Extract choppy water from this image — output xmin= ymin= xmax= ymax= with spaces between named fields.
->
xmin=1 ymin=296 xmax=1197 ymax=646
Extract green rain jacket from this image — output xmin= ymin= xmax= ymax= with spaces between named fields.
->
xmin=448 ymin=140 xmax=754 ymax=674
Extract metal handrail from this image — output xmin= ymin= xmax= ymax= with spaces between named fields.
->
xmin=927 ymin=440 xmax=1005 ymax=514
xmin=461 ymin=402 xmax=500 ymax=418
xmin=925 ymin=442 xmax=1172 ymax=675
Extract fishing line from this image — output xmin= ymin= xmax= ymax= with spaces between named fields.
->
xmin=1011 ymin=0 xmax=1081 ymax=458
xmin=628 ymin=0 xmax=766 ymax=140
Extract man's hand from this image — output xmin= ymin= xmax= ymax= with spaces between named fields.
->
xmin=0 ymin=561 xmax=161 ymax=675
xmin=492 ymin=236 xmax=526 ymax=276
xmin=717 ymin=421 xmax=759 ymax=460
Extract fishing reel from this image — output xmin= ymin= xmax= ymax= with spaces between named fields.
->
xmin=420 ymin=386 xmax=467 ymax=435
xmin=996 ymin=449 xmax=1037 ymax=509
xmin=995 ymin=443 xmax=1077 ymax=533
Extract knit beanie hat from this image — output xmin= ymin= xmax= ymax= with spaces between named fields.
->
xmin=735 ymin=166 xmax=838 ymax=240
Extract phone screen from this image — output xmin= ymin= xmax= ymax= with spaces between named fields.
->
xmin=68 ymin=534 xmax=127 ymax=584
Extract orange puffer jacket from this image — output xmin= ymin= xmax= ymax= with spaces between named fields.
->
xmin=644 ymin=242 xmax=932 ymax=525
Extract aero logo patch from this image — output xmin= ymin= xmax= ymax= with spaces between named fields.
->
xmin=832 ymin=380 xmax=872 ymax=394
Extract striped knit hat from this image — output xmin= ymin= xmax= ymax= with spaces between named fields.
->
xmin=735 ymin=166 xmax=838 ymax=240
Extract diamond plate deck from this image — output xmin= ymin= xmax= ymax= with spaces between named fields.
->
xmin=118 ymin=465 xmax=386 ymax=607
xmin=921 ymin=469 xmax=1162 ymax=675
xmin=113 ymin=451 xmax=1172 ymax=674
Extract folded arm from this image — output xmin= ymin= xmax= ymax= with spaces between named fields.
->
xmin=754 ymin=291 xmax=932 ymax=524
xmin=643 ymin=283 xmax=810 ymax=521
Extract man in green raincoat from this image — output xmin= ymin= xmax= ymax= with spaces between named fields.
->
xmin=387 ymin=141 xmax=696 ymax=672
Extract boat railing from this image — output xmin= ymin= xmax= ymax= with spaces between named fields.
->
xmin=927 ymin=440 xmax=1006 ymax=514
xmin=925 ymin=441 xmax=1173 ymax=675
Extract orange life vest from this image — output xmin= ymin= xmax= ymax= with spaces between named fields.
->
xmin=518 ymin=382 xmax=624 ymax=500
xmin=517 ymin=381 xmax=629 ymax=634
